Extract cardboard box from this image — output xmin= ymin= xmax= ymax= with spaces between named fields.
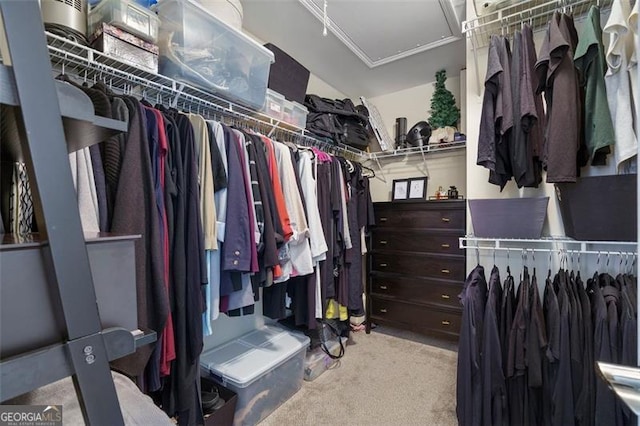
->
xmin=90 ymin=22 xmax=158 ymax=73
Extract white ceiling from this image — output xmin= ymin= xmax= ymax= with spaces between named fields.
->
xmin=241 ymin=0 xmax=466 ymax=99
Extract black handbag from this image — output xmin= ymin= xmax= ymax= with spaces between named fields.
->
xmin=319 ymin=319 xmax=347 ymax=360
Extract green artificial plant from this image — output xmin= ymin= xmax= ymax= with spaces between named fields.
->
xmin=428 ymin=69 xmax=460 ymax=129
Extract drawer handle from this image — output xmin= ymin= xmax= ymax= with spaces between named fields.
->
xmin=441 ymin=294 xmax=450 ymax=300
xmin=380 ymin=308 xmax=388 ymax=313
xmin=380 ymin=285 xmax=388 ymax=290
xmin=380 ymin=240 xmax=388 ymax=245
xmin=441 ymin=217 xmax=450 ymax=223
xmin=380 ymin=263 xmax=388 ymax=267
xmin=441 ymin=243 xmax=450 ymax=248
xmin=441 ymin=320 xmax=451 ymax=326
xmin=380 ymin=217 xmax=388 ymax=222
xmin=441 ymin=269 xmax=450 ymax=274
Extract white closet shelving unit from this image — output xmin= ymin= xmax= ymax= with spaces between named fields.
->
xmin=460 ymin=236 xmax=638 ymax=258
xmin=44 ymin=32 xmax=368 ymax=162
xmin=462 ymin=0 xmax=613 ymax=94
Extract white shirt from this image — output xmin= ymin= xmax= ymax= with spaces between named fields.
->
xmin=298 ymin=151 xmax=328 ymax=262
xmin=273 ymin=141 xmax=314 ymax=277
xmin=605 ymin=0 xmax=638 ymax=171
xmin=69 ymin=148 xmax=99 ymax=233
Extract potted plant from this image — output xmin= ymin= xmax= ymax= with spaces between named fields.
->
xmin=428 ymin=69 xmax=460 ymax=143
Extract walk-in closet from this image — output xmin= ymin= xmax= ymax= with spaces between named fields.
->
xmin=0 ymin=0 xmax=637 ymax=425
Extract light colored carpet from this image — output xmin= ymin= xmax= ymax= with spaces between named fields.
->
xmin=259 ymin=329 xmax=458 ymax=426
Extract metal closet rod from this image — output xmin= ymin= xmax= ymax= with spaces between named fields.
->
xmin=462 ymin=245 xmax=638 ymax=257
xmin=459 ymin=237 xmax=638 ymax=256
xmin=462 ymin=0 xmax=612 ymax=94
xmin=463 ymin=0 xmax=609 ymax=39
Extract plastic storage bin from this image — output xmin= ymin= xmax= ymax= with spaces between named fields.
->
xmin=468 ymin=197 xmax=549 ymax=238
xmin=89 ymin=0 xmax=160 ymax=42
xmin=263 ymin=89 xmax=285 ymax=121
xmin=304 ymin=337 xmax=346 ymax=382
xmin=282 ymin=99 xmax=308 ymax=129
xmin=200 ymin=325 xmax=309 ymax=426
xmin=154 ymin=0 xmax=275 ymax=110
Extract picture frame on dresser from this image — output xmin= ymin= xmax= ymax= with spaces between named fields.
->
xmin=408 ymin=177 xmax=428 ymax=200
xmin=391 ymin=179 xmax=409 ymax=201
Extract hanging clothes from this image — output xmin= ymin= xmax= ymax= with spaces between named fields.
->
xmin=574 ymin=6 xmax=616 ymax=166
xmin=297 ymin=150 xmax=328 ymax=321
xmin=481 ymin=266 xmax=506 ymax=426
xmin=629 ymin=0 xmax=639 ymax=139
xmin=110 ymin=98 xmax=168 ymax=379
xmin=516 ymin=24 xmax=544 ymax=188
xmin=206 ymin=120 xmax=227 ymax=324
xmin=456 ymin=265 xmax=488 ymax=426
xmin=604 ymin=0 xmax=638 ymax=172
xmin=535 ymin=12 xmax=582 ymax=183
xmin=542 ymin=273 xmax=561 ymax=426
xmin=69 ymin=148 xmax=100 ymax=233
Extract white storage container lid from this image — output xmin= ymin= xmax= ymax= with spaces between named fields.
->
xmin=155 ymin=0 xmax=274 ymax=64
xmin=201 ymin=325 xmax=309 ymax=388
xmin=292 ymin=100 xmax=308 ymax=113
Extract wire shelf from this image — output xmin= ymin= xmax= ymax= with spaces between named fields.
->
xmin=462 ymin=0 xmax=613 ymax=50
xmin=460 ymin=236 xmax=638 ymax=256
xmin=43 ymin=32 xmax=368 ymax=162
xmin=370 ymin=140 xmax=466 ymax=160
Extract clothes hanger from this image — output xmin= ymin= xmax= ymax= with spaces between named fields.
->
xmin=531 ymin=249 xmax=536 ymax=278
xmin=475 ymin=243 xmax=480 ymax=266
xmin=507 ymin=248 xmax=511 ymax=277
xmin=548 ymin=250 xmax=552 ymax=280
xmin=361 ymin=164 xmax=375 ymax=177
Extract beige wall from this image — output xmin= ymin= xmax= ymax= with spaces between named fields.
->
xmin=369 ymin=76 xmax=462 ymax=142
xmin=366 ymin=74 xmax=467 ymax=202
xmin=368 ymin=151 xmax=466 ymax=202
xmin=306 ymin=73 xmax=347 ymax=99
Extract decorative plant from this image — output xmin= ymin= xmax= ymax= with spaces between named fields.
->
xmin=428 ymin=69 xmax=460 ymax=129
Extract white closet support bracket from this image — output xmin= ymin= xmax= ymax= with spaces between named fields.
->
xmin=267 ymin=120 xmax=280 ymax=138
xmin=371 ymin=154 xmax=387 ymax=183
xmin=470 ymin=32 xmax=482 ymax=97
xmin=171 ymin=83 xmax=185 ymax=109
xmin=420 ymin=145 xmax=430 ymax=179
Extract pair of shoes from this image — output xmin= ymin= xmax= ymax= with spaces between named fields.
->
xmin=202 ymin=385 xmax=225 ymax=414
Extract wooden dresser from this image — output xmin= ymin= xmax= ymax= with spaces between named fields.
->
xmin=366 ymin=200 xmax=466 ymax=340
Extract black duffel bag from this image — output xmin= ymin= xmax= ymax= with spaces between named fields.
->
xmin=304 ymin=95 xmax=372 ymax=149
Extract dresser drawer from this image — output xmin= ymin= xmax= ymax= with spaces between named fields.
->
xmin=370 ymin=275 xmax=462 ymax=311
xmin=371 ymin=253 xmax=465 ymax=280
xmin=374 ymin=204 xmax=465 ymax=230
xmin=372 ymin=230 xmax=462 ymax=255
xmin=370 ymin=297 xmax=461 ymax=336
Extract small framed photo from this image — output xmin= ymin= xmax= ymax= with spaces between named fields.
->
xmin=392 ymin=179 xmax=409 ymax=201
xmin=408 ymin=177 xmax=428 ymax=200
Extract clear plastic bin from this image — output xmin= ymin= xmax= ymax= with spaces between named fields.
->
xmin=89 ymin=0 xmax=160 ymax=42
xmin=200 ymin=325 xmax=309 ymax=426
xmin=304 ymin=337 xmax=346 ymax=382
xmin=263 ymin=89 xmax=285 ymax=121
xmin=154 ymin=0 xmax=274 ymax=110
xmin=282 ymin=99 xmax=308 ymax=129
